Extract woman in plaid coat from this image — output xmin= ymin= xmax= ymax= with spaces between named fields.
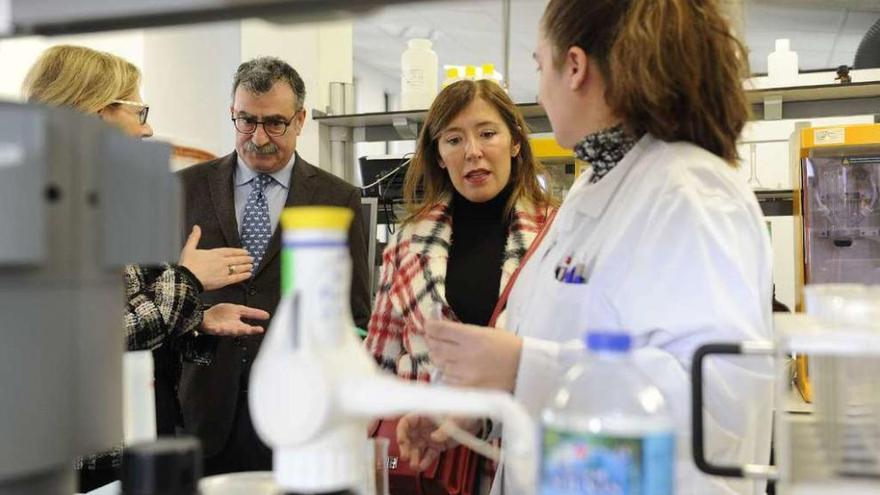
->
xmin=365 ymin=79 xmax=556 ymax=494
xmin=365 ymin=79 xmax=556 ymax=384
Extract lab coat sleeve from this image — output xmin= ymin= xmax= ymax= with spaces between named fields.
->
xmin=515 ymin=337 xmax=564 ymax=416
xmin=502 ymin=337 xmax=585 ymax=439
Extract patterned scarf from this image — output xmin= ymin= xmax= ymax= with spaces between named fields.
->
xmin=574 ymin=124 xmax=640 ymax=184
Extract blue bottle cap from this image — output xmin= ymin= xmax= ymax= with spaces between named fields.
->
xmin=585 ymin=331 xmax=632 ymax=352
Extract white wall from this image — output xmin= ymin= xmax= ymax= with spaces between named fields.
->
xmin=0 ymin=30 xmax=145 ymax=102
xmin=0 ymin=20 xmax=353 ymax=174
xmin=241 ymin=18 xmax=353 ymax=173
xmin=353 ymin=60 xmax=393 ymax=180
xmin=142 ymin=22 xmax=241 ymax=158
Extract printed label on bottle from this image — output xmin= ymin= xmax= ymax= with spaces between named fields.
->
xmin=403 ymin=69 xmax=426 ymax=89
xmin=540 ymin=426 xmax=675 ymax=495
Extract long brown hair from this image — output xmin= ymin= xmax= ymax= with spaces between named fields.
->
xmin=402 ymin=79 xmax=555 ymax=223
xmin=541 ymin=0 xmax=750 ymax=164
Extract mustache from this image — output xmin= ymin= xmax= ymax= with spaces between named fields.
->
xmin=243 ymin=141 xmax=278 ymax=155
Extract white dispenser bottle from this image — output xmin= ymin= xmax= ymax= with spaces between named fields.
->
xmin=767 ymin=39 xmax=799 ymax=87
xmin=401 ymin=38 xmax=438 ymax=110
xmin=248 ymin=207 xmax=540 ymax=495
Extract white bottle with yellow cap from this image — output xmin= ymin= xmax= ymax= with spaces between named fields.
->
xmin=248 ymin=206 xmax=540 ymax=494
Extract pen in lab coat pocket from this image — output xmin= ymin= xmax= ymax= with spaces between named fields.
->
xmin=563 ymin=263 xmax=586 ymax=284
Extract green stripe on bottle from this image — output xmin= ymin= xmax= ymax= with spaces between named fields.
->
xmin=281 ymin=244 xmax=295 ymax=297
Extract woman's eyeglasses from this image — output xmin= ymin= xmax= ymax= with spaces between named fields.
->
xmin=111 ymin=99 xmax=150 ymax=125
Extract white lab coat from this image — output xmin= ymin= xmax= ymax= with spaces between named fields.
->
xmin=494 ymin=135 xmax=774 ymax=495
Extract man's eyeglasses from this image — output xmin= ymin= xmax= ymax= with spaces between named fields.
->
xmin=232 ymin=114 xmax=298 ymax=137
xmin=111 ymin=99 xmax=150 ymax=125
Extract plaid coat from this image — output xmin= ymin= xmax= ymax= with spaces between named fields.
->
xmin=365 ymin=197 xmax=552 ymax=382
xmin=77 ymin=263 xmax=204 ymax=479
xmin=124 ymin=264 xmax=203 ymax=351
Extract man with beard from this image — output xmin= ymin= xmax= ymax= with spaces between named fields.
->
xmin=175 ymin=56 xmax=371 ymax=474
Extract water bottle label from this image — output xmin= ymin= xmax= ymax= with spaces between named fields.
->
xmin=540 ymin=427 xmax=675 ymax=495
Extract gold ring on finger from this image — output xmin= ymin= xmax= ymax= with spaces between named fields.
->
xmin=228 ymin=264 xmax=235 ymax=275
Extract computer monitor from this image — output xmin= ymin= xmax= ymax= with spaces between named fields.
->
xmin=360 ymin=197 xmax=378 ymax=299
xmin=358 ymin=155 xmax=410 ymax=202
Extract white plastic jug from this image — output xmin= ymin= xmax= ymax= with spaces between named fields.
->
xmin=401 ymin=39 xmax=438 ymax=110
xmin=767 ymin=39 xmax=799 ymax=87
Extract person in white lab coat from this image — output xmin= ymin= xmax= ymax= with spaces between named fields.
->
xmin=398 ymin=0 xmax=775 ymax=494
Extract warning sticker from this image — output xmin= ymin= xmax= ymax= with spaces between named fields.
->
xmin=814 ymin=128 xmax=845 ymax=145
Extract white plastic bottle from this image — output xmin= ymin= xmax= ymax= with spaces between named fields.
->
xmin=767 ymin=38 xmax=799 ymax=87
xmin=401 ymin=38 xmax=438 ymax=110
xmin=540 ymin=331 xmax=675 ymax=495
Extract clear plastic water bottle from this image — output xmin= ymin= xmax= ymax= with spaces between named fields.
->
xmin=540 ymin=331 xmax=675 ymax=495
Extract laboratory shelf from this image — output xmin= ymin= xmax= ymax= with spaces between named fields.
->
xmin=314 ymin=81 xmax=880 ymax=143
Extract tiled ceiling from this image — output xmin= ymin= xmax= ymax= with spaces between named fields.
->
xmin=354 ymin=0 xmax=880 ymax=105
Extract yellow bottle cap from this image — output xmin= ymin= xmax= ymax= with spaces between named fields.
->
xmin=281 ymin=206 xmax=353 ymax=231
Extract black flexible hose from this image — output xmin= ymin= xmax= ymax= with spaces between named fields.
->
xmin=854 ymin=18 xmax=880 ymax=69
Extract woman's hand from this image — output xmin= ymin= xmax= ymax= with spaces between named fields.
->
xmin=397 ymin=415 xmax=481 ymax=471
xmin=200 ymin=303 xmax=269 ymax=336
xmin=424 ymin=320 xmax=523 ymax=392
xmin=179 ymin=226 xmax=254 ymax=290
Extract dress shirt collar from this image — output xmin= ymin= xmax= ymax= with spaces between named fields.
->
xmin=235 ymin=152 xmax=296 ymax=188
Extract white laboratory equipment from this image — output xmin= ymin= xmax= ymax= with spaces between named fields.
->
xmin=246 ymin=206 xmax=537 ymax=494
xmin=692 ymin=284 xmax=880 ymax=495
xmin=0 ymin=102 xmax=179 ymax=495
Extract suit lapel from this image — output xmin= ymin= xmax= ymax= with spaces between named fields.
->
xmin=208 ymin=153 xmax=241 ymax=248
xmin=254 ymin=153 xmax=317 ymax=277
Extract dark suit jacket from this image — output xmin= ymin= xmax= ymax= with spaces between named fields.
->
xmin=176 ymin=151 xmax=371 ymax=456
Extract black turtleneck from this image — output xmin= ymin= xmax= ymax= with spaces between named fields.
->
xmin=446 ymin=183 xmax=513 ymax=327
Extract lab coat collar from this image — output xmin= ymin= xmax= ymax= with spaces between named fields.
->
xmin=572 ymin=134 xmax=655 ymax=218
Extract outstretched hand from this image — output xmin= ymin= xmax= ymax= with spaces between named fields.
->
xmin=179 ymin=225 xmax=254 ymax=290
xmin=200 ymin=303 xmax=269 ymax=336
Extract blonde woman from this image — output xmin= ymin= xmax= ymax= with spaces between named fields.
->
xmin=23 ymin=45 xmax=268 ymax=349
xmin=23 ymin=50 xmax=269 ymax=475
